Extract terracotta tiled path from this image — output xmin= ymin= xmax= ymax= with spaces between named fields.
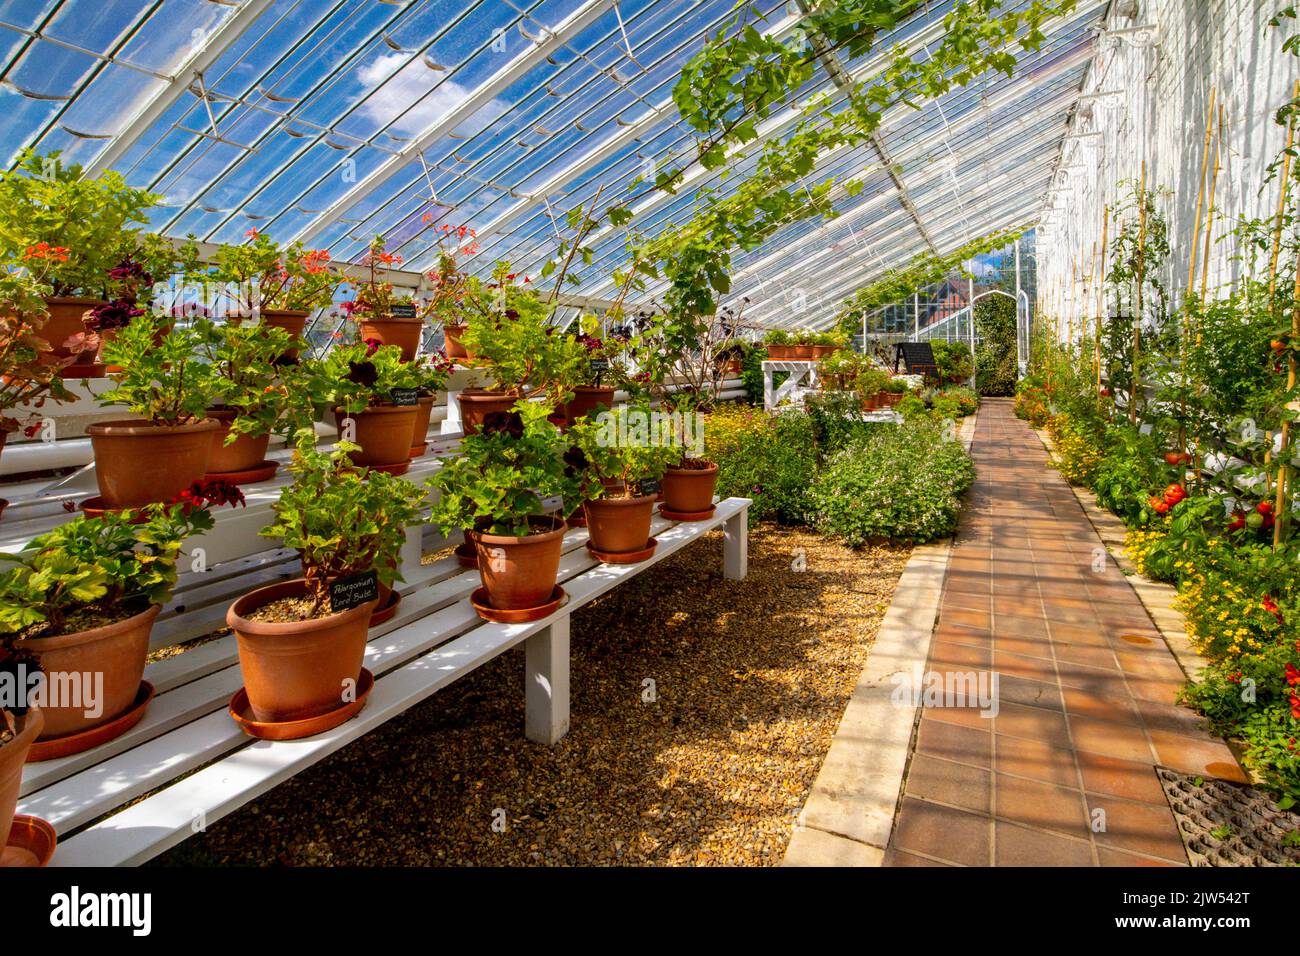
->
xmin=884 ymin=399 xmax=1247 ymax=867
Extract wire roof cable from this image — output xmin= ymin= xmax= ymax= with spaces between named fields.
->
xmin=280 ymin=0 xmax=612 ymax=248
xmin=161 ymin=0 xmax=456 ymax=236
xmin=366 ymin=0 xmax=795 ymax=267
xmin=134 ymin=0 xmax=339 ymax=197
xmin=187 ymin=0 xmax=493 ymax=239
xmin=10 ymin=0 xmax=167 ymax=162
xmin=351 ymin=0 xmax=742 ymax=267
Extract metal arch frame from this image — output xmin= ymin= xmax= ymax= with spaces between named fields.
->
xmin=728 ymin=113 xmax=1071 ymax=323
xmin=776 ymin=186 xmax=1046 ymax=329
xmin=81 ymin=0 xmax=277 ymax=179
xmin=745 ymin=188 xmax=1045 ymax=329
xmin=287 ymin=0 xmax=617 ymax=247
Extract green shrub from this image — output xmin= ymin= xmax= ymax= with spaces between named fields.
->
xmin=974 ymin=294 xmax=1018 ymax=396
xmin=707 ymin=403 xmax=816 ymax=528
xmin=1089 ymin=425 xmax=1161 ymax=525
xmin=810 ymin=420 xmax=974 ymax=545
xmin=804 ymin=390 xmax=872 ymax=454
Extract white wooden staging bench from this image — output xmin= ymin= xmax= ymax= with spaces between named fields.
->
xmin=1 ymin=365 xmax=751 ymax=866
xmin=11 ymin=488 xmax=750 ymax=866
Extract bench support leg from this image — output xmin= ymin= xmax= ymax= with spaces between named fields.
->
xmin=525 ymin=615 xmax=570 ymax=744
xmin=724 ymin=509 xmax=748 ymax=581
xmin=442 ymin=389 xmax=462 ymax=435
xmin=398 ymin=522 xmax=424 ymax=581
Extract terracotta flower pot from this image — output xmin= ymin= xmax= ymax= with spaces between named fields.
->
xmin=359 ymin=316 xmax=423 ymax=362
xmin=228 ymin=579 xmax=376 ymax=724
xmin=584 ymin=493 xmax=656 ymax=554
xmin=459 ymin=389 xmax=520 ymax=436
xmin=14 ymin=604 xmax=159 ymax=741
xmin=473 ymin=519 xmax=565 ymax=610
xmin=87 ymin=418 xmax=220 ymax=509
xmin=563 ymin=385 xmax=616 ymax=424
xmin=809 ymin=345 xmax=839 ymax=360
xmin=260 ymin=308 xmax=309 ymax=360
xmin=661 ymin=461 xmax=719 ymax=514
xmin=334 ymin=404 xmax=419 ymax=468
xmin=409 ymin=394 xmax=435 ymax=458
xmin=792 ymin=344 xmax=816 ymax=360
xmin=0 ymin=706 xmax=42 ymax=849
xmin=766 ymin=345 xmax=797 ymax=360
xmin=444 ymin=323 xmax=472 ymax=360
xmin=39 ymin=297 xmax=102 ymax=367
xmin=205 ymin=408 xmax=271 ymax=474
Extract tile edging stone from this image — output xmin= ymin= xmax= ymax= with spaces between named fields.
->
xmin=781 ymin=412 xmax=976 ymax=867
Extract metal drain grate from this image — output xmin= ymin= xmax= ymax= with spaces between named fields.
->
xmin=1158 ymin=768 xmax=1300 ymax=866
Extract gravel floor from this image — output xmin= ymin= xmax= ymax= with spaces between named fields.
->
xmin=152 ymin=524 xmax=909 ymax=867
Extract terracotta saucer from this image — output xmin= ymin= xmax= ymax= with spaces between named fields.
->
xmin=58 ymin=363 xmax=105 ymax=379
xmin=409 ymin=441 xmax=429 ymax=459
xmin=229 ymin=668 xmax=374 ymax=741
xmin=454 ymin=541 xmax=479 ymax=569
xmin=1 ymin=815 xmax=57 ymax=867
xmin=28 ymin=681 xmax=155 ymax=762
xmin=470 ymin=585 xmax=566 ymax=624
xmin=657 ymin=504 xmax=717 ymax=522
xmin=369 ymin=590 xmax=401 ymax=627
xmin=367 ymin=460 xmax=410 ymax=477
xmin=77 ymin=497 xmax=150 ymax=523
xmin=205 ymin=460 xmax=279 ymax=485
xmin=586 ymin=537 xmax=658 ymax=564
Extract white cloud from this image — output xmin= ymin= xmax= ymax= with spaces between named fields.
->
xmin=355 ymin=52 xmax=508 ymax=137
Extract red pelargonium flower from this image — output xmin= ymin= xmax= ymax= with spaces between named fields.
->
xmin=22 ymin=242 xmax=70 ymax=262
xmin=1264 ymin=596 xmax=1284 ymax=624
xmin=245 ymin=228 xmax=260 ymax=239
xmin=171 ymin=479 xmax=246 ymax=512
xmin=1286 ymin=662 xmax=1300 ymax=688
xmin=1291 ymin=690 xmax=1300 ymax=721
xmin=362 ymin=337 xmax=384 ymax=355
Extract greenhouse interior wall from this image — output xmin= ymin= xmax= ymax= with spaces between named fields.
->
xmin=1037 ymin=0 xmax=1296 ymax=328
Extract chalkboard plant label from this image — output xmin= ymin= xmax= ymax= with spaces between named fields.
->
xmin=589 ymin=357 xmax=610 ymax=373
xmin=388 ymin=302 xmax=418 ymax=319
xmin=640 ymin=477 xmax=660 ymax=496
xmin=390 ymin=387 xmax=419 ymax=406
xmin=330 ymin=570 xmax=379 ymax=613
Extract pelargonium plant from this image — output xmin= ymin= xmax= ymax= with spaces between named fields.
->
xmin=260 ymin=447 xmax=428 ymax=615
xmin=427 ymin=402 xmax=583 ymax=537
xmin=211 ymin=228 xmax=339 ymax=315
xmin=194 ymin=318 xmax=300 ymax=444
xmin=98 ymin=311 xmax=214 ymax=426
xmin=0 ymin=487 xmax=241 ymax=640
xmin=0 ymin=272 xmax=81 ymax=438
xmin=567 ymin=403 xmax=680 ymax=497
xmin=299 ymin=340 xmax=422 ymax=418
xmin=0 ymin=150 xmax=162 ymax=300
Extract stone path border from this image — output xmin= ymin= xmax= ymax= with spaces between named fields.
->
xmin=782 ymin=413 xmax=977 ymax=866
